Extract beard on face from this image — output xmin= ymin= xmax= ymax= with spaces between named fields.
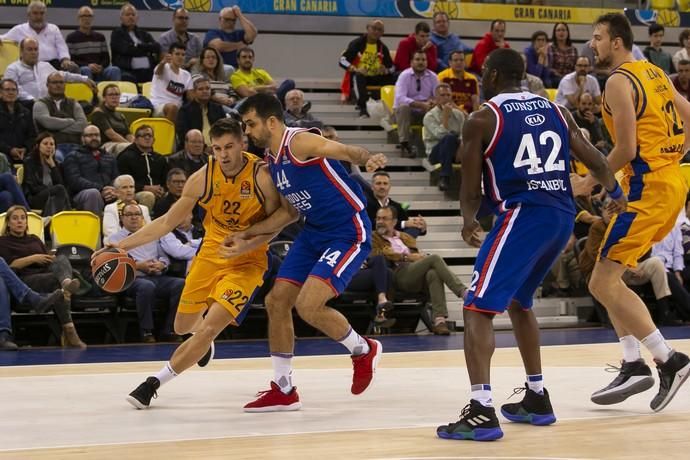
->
xmin=376 ymin=224 xmax=387 ymax=235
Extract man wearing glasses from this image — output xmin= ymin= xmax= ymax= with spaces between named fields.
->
xmin=66 ymin=6 xmax=122 ymax=82
xmin=158 ymin=8 xmax=203 ymax=67
xmin=204 ymin=5 xmax=257 ymax=75
xmin=117 ymin=125 xmax=168 ymax=211
xmin=555 ymin=56 xmax=601 ymax=112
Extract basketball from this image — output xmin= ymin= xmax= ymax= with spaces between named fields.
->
xmin=185 ymin=0 xmax=212 ymax=13
xmin=92 ymin=248 xmax=137 ymax=293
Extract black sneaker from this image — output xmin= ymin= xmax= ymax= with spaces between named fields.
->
xmin=590 ymin=359 xmax=654 ymax=405
xmin=650 ymin=351 xmax=690 ymax=412
xmin=198 ymin=341 xmax=215 ymax=367
xmin=126 ymin=377 xmax=160 ymax=409
xmin=501 ymin=385 xmax=556 ymax=426
xmin=437 ymin=399 xmax=504 ymax=441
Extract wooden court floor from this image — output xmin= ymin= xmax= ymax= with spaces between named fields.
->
xmin=1 ymin=339 xmax=689 ymax=460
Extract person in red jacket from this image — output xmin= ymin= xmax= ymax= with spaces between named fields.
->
xmin=469 ymin=19 xmax=509 ymax=74
xmin=394 ymin=22 xmax=438 ymax=72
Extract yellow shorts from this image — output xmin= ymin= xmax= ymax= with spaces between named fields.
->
xmin=178 ymin=254 xmax=269 ymax=325
xmin=598 ymin=165 xmax=687 ymax=267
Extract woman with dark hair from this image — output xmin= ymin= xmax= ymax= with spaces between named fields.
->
xmin=673 ymin=29 xmax=690 ymax=70
xmin=524 ymin=30 xmax=553 ymax=88
xmin=191 ymin=47 xmax=238 ymax=111
xmin=90 ymin=83 xmax=133 ymax=156
xmin=0 ymin=78 xmax=35 ymax=166
xmin=0 ymin=205 xmax=86 ymax=348
xmin=548 ymin=22 xmax=578 ymax=88
xmin=22 ymin=132 xmax=71 ymax=216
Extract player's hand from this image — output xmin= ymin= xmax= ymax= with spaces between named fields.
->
xmin=91 ymin=243 xmax=120 ymax=265
xmin=461 ymin=219 xmax=482 ymax=248
xmin=219 ymin=232 xmax=255 ymax=258
xmin=569 ymin=173 xmax=596 ymax=197
xmin=365 ymin=153 xmax=387 ymax=172
xmin=605 ymin=194 xmax=627 ymax=215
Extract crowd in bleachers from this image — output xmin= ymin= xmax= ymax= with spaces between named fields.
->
xmin=3 ymin=2 xmax=690 ymax=351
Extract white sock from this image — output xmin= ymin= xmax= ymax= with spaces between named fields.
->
xmin=338 ymin=327 xmax=370 ymax=356
xmin=271 ymin=353 xmax=293 ymax=394
xmin=470 ymin=384 xmax=493 ymax=407
xmin=526 ymin=374 xmax=544 ymax=394
xmin=154 ymin=362 xmax=178 ymax=386
xmin=620 ymin=335 xmax=642 ymax=363
xmin=641 ymin=329 xmax=673 ymax=363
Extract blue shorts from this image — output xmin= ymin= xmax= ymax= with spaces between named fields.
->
xmin=276 ymin=212 xmax=371 ymax=295
xmin=464 ymin=205 xmax=574 ymax=314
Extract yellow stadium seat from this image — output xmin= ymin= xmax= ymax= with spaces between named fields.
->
xmin=96 ymin=81 xmax=139 ymax=103
xmin=15 ymin=165 xmax=23 ymax=185
xmin=680 ymin=163 xmax=690 ymax=188
xmin=141 ymin=82 xmax=152 ymax=98
xmin=130 ymin=117 xmax=176 ymax=155
xmin=464 ymin=53 xmax=473 ymax=68
xmin=116 ymin=107 xmax=152 ymax=126
xmin=50 ymin=211 xmax=101 ymax=250
xmin=650 ymin=0 xmax=675 ymax=9
xmin=380 ymin=85 xmax=395 ymax=113
xmin=545 ymin=88 xmax=557 ymax=101
xmin=0 ymin=40 xmax=19 ymax=77
xmin=65 ymin=82 xmax=94 ymax=103
xmin=0 ymin=211 xmax=44 ymax=242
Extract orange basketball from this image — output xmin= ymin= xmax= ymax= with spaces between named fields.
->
xmin=92 ymin=248 xmax=137 ymax=293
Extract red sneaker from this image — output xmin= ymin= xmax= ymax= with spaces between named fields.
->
xmin=243 ymin=381 xmax=302 ymax=413
xmin=351 ymin=337 xmax=382 ymax=395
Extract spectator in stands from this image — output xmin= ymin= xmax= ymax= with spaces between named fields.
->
xmin=555 ymin=56 xmax=601 ymax=112
xmin=580 ymin=40 xmax=608 ymax=91
xmin=204 ymin=5 xmax=258 ymax=72
xmin=673 ymin=60 xmax=690 ymax=101
xmin=547 ymin=234 xmax=582 ymax=296
xmin=673 ymin=29 xmax=690 ymax=71
xmin=0 ymin=205 xmax=85 ymax=348
xmin=393 ymin=51 xmax=438 ymax=157
xmin=157 ymin=8 xmax=203 ymax=67
xmin=520 ymin=53 xmax=548 ymax=98
xmin=22 ymin=132 xmax=70 ymax=216
xmin=548 ymin=22 xmax=578 ymax=88
xmin=321 ymin=125 xmax=367 ymax=190
xmin=644 ymin=23 xmax=673 ymax=75
xmin=175 ymin=76 xmax=225 ymax=146
xmin=152 ymin=168 xmax=186 ymax=218
xmin=0 ymin=78 xmax=35 ymax=166
xmin=5 ymin=38 xmax=93 ymax=105
xmin=0 ymin=172 xmax=29 ymax=212
xmin=571 ymin=93 xmax=610 ymax=154
xmin=339 ymin=19 xmax=395 ymax=118
xmin=372 ymin=206 xmax=466 ymax=335
xmin=159 ymin=212 xmax=201 ymax=277
xmin=231 ymin=47 xmax=295 ymax=107
xmin=469 ymin=19 xmax=509 ymax=75
xmin=0 ymin=256 xmax=68 ymax=351
xmin=191 ymin=47 xmax=239 ymax=112
xmin=109 ymin=202 xmax=184 ymax=343
xmin=151 ymin=43 xmax=193 ymax=123
xmin=652 ymin=213 xmax=690 ymax=318
xmin=346 ymin=255 xmax=395 ymax=325
xmin=430 ymin=11 xmax=472 ymax=72
xmin=90 ymin=84 xmax=133 ymax=157
xmin=284 ymin=89 xmax=322 ymax=129
xmin=62 ymin=124 xmax=118 ymax=215
xmin=436 ymin=50 xmax=479 ymax=114
xmin=111 ymin=3 xmax=160 ymax=84
xmin=0 ymin=1 xmax=78 ymax=73
xmin=66 ymin=6 xmax=121 ymax=82
xmin=33 ymin=72 xmax=89 ymax=162
xmin=366 ymin=171 xmax=427 ymax=238
xmin=117 ymin=125 xmax=168 ymax=211
xmin=423 ymin=83 xmax=464 ymax=192
xmin=102 ymin=174 xmax=151 ymax=245
xmin=394 ymin=22 xmax=438 ymax=73
xmin=524 ymin=31 xmax=553 ymax=88
xmin=167 ymin=129 xmax=208 ymax=177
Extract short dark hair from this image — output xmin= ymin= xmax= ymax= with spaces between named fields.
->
xmin=209 ymin=118 xmax=243 ymax=141
xmin=680 ymin=29 xmax=690 ymax=47
xmin=378 ymin=205 xmax=397 ymax=220
xmin=679 ymin=59 xmax=690 ymax=67
xmin=0 ymin=78 xmax=18 ymax=89
xmin=531 ymin=31 xmax=548 ymax=43
xmin=372 ymin=171 xmax=390 ymax=180
xmin=238 ymin=46 xmax=254 ymax=58
xmin=167 ymin=167 xmax=186 ymax=182
xmin=485 ymin=48 xmax=524 ymax=85
xmin=134 ymin=124 xmax=153 ymax=137
xmin=490 ymin=19 xmax=505 ymax=31
xmin=237 ymin=93 xmax=285 ymax=123
xmin=414 ymin=22 xmax=430 ymax=34
xmin=169 ymin=42 xmax=186 ymax=54
xmin=649 ymin=23 xmax=665 ymax=36
xmin=449 ymin=50 xmax=465 ymax=62
xmin=595 ymin=13 xmax=633 ymax=51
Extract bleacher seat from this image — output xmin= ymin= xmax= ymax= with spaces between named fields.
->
xmin=65 ymin=82 xmax=94 ymax=103
xmin=0 ymin=40 xmax=19 ymax=77
xmin=116 ymin=107 xmax=152 ymax=126
xmin=130 ymin=118 xmax=175 ymax=155
xmin=0 ymin=211 xmax=44 ymax=241
xmin=49 ymin=211 xmax=100 ymax=250
xmin=141 ymin=82 xmax=152 ymax=98
xmin=96 ymin=81 xmax=138 ymax=99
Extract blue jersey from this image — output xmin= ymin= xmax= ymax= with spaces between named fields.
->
xmin=482 ymin=92 xmax=575 ymax=215
xmin=267 ymin=127 xmax=370 ymax=232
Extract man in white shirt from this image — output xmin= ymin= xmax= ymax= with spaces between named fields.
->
xmin=159 ymin=212 xmax=201 ymax=276
xmin=0 ymin=1 xmax=78 ymax=73
xmin=150 ymin=43 xmax=193 ymax=123
xmin=4 ymin=38 xmax=93 ymax=104
xmin=103 ymin=174 xmax=152 ymax=245
xmin=555 ymin=56 xmax=601 ymax=112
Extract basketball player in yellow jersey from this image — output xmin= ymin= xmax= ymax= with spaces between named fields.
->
xmin=575 ymin=13 xmax=690 ymax=412
xmin=100 ymin=118 xmax=298 ymax=409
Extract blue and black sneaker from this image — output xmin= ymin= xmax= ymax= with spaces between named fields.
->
xmin=437 ymin=399 xmax=504 ymax=441
xmin=500 ymin=384 xmax=556 ymax=426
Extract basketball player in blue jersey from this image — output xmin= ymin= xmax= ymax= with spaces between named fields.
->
xmin=229 ymin=93 xmax=387 ymax=412
xmin=436 ymin=48 xmax=626 ymax=441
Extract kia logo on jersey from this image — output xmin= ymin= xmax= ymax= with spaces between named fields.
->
xmin=524 ymin=114 xmax=545 ymax=127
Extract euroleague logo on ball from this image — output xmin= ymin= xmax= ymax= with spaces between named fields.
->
xmin=525 ymin=114 xmax=545 ymax=127
xmin=94 ymin=260 xmax=114 ymax=286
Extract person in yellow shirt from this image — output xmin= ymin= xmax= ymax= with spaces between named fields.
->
xmin=436 ymin=50 xmax=479 ymax=114
xmin=231 ymin=47 xmax=295 ymax=106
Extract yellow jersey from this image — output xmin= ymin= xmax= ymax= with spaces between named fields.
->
xmin=197 ymin=152 xmax=268 ymax=262
xmin=602 ymin=60 xmax=684 ymax=176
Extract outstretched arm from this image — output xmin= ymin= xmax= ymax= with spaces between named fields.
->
xmin=289 ymin=131 xmax=387 ymax=172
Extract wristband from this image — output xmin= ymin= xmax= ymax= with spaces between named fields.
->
xmin=607 ymin=182 xmax=623 ymax=200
